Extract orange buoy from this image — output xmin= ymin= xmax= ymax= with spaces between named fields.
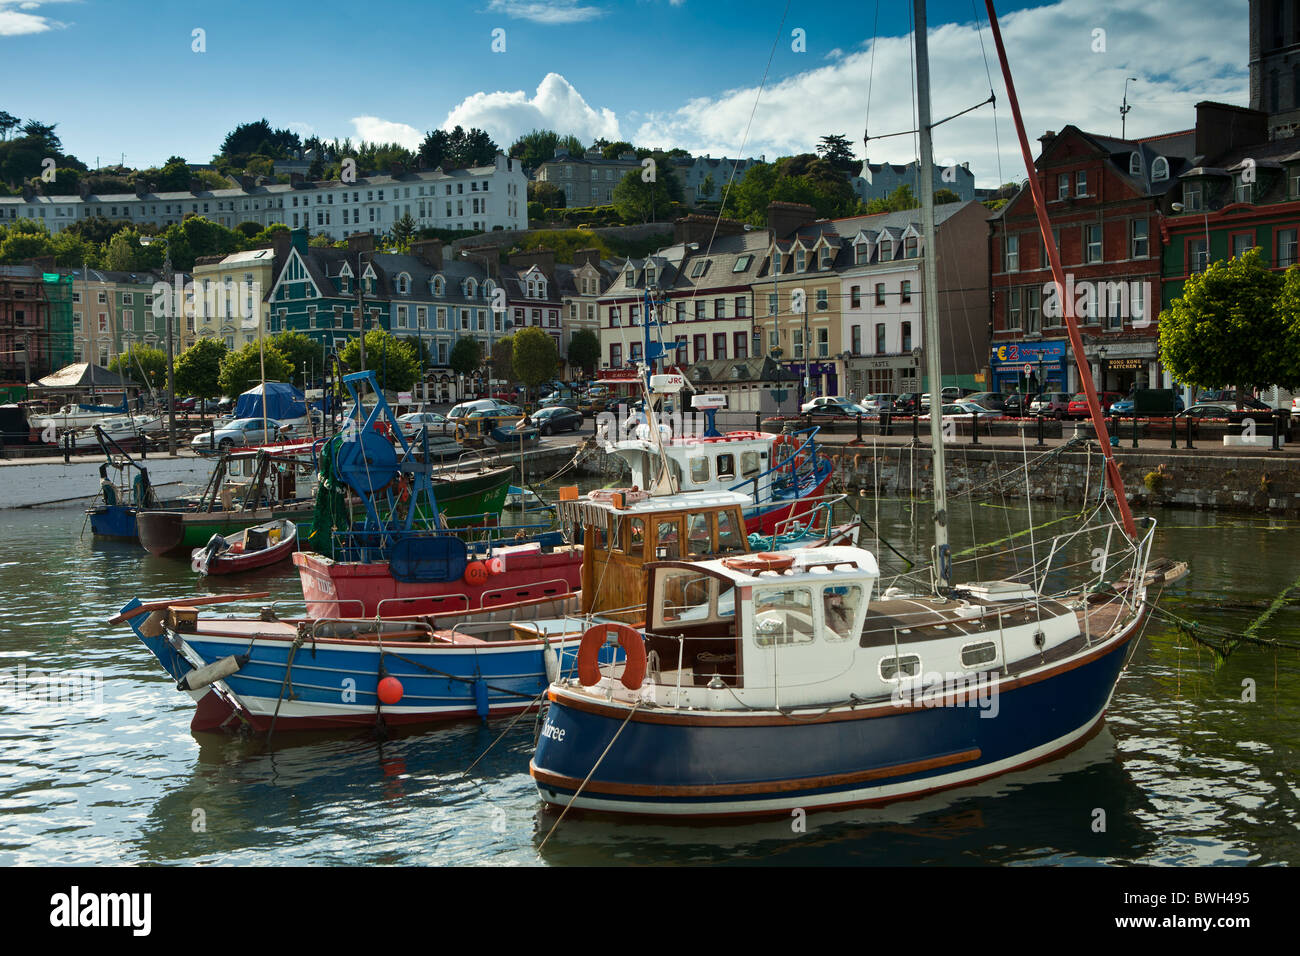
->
xmin=577 ymin=622 xmax=647 ymax=690
xmin=377 ymin=676 xmax=404 ymax=705
xmin=464 ymin=561 xmax=489 ymax=586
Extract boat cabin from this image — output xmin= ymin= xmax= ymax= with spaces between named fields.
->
xmin=605 ymin=433 xmax=785 ymax=499
xmin=557 ymin=489 xmax=756 ymax=621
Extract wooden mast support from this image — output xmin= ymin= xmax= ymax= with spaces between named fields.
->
xmin=983 ymin=0 xmax=1138 ymax=540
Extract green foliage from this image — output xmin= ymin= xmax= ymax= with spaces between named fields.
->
xmin=816 ymin=134 xmax=858 ymax=174
xmin=392 ymin=212 xmax=417 ymax=249
xmin=509 ymin=228 xmax=614 ymax=263
xmin=491 ymin=336 xmax=515 ymax=383
xmin=104 ymin=229 xmax=160 ymax=272
xmin=512 ymin=326 xmax=557 ymax=390
xmin=159 ymin=216 xmax=245 ymax=271
xmin=109 ymin=344 xmax=170 ymax=390
xmin=727 ymin=154 xmax=861 ymax=225
xmin=934 ymin=188 xmax=962 ymax=205
xmin=527 ymin=200 xmax=544 ymax=222
xmin=528 ymin=180 xmax=566 ymax=209
xmin=417 ymin=126 xmax=499 ymax=171
xmin=173 ymin=337 xmax=228 ymax=399
xmin=337 ymin=329 xmax=418 ymax=392
xmin=567 ymin=329 xmax=600 ymax=375
xmin=217 ymin=119 xmax=302 ymax=166
xmin=510 ymin=129 xmax=585 ymax=170
xmin=0 ymin=222 xmax=55 ymax=263
xmin=270 ymin=331 xmax=323 ymax=387
xmin=865 ymin=184 xmax=918 ymax=214
xmin=449 ymin=336 xmax=482 ymax=375
xmin=600 ymin=141 xmax=634 ymax=160
xmin=612 ymin=162 xmax=684 ymax=223
xmin=1159 ymin=249 xmax=1295 ymax=391
xmin=218 ymin=341 xmax=293 ymax=397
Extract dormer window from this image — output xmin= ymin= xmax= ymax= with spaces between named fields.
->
xmin=879 ymin=240 xmax=893 ymax=260
xmin=645 ymin=265 xmax=656 ymax=286
xmin=1182 ymin=183 xmax=1204 ymax=212
xmin=795 ymin=249 xmax=806 ymax=271
xmin=819 ymin=247 xmax=833 ymax=269
xmin=465 ymin=277 xmax=477 ymax=298
xmin=1235 ymin=173 xmax=1254 ymax=205
xmin=1152 ymin=157 xmax=1169 ymax=182
xmin=854 ymin=242 xmax=869 ymax=265
xmin=1129 ymin=152 xmax=1142 ymax=176
xmin=904 ymin=236 xmax=918 ymax=258
xmin=772 ymin=251 xmax=783 ymax=273
xmin=432 ymin=275 xmax=445 ymax=296
xmin=483 ymin=279 xmax=495 ymax=301
xmin=340 ymin=276 xmax=351 ymax=294
xmin=396 ymin=273 xmax=410 ymax=294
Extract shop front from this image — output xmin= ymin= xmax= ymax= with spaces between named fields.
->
xmin=989 ymin=340 xmax=1070 ymax=396
xmin=845 ymin=355 xmax=921 ymax=401
xmin=782 ymin=360 xmax=840 ymax=404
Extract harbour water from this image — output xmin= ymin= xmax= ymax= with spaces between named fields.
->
xmin=1 ymin=496 xmax=1297 ymax=866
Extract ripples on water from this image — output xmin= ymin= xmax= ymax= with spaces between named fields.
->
xmin=0 ymin=502 xmax=1295 ymax=866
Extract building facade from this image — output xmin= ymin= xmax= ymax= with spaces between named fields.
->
xmin=532 ymin=148 xmax=641 ymax=207
xmin=850 ymin=159 xmax=977 ymax=204
xmin=0 ymin=154 xmax=528 ymax=239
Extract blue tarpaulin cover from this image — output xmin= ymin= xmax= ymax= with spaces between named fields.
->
xmin=233 ymin=382 xmax=306 ymax=422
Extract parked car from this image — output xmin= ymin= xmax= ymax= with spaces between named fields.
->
xmin=531 ymin=405 xmax=584 ymax=435
xmin=801 ymin=395 xmax=856 ymax=414
xmin=893 ymin=392 xmax=926 ymax=414
xmin=448 ymin=399 xmax=515 ymax=421
xmin=805 ymin=401 xmax=871 ymax=418
xmin=1002 ymin=393 xmax=1027 ymax=416
xmin=1066 ymin=391 xmax=1125 ymax=418
xmin=1109 ymin=395 xmax=1186 ymax=416
xmin=926 ymin=401 xmax=988 ymax=419
xmin=858 ymin=393 xmax=899 ymax=414
xmin=941 ymin=386 xmax=977 ymax=401
xmin=964 ymin=392 xmax=1007 ymax=413
xmin=1175 ymin=402 xmax=1238 ymax=419
xmin=396 ymin=411 xmax=451 ymax=439
xmin=1027 ymin=392 xmax=1073 ymax=419
xmin=190 ymin=418 xmax=287 ymax=452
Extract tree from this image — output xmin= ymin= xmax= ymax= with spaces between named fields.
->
xmin=418 ymin=126 xmax=499 ymax=171
xmin=173 ymin=337 xmax=227 ymax=399
xmin=0 ymin=111 xmax=18 ymax=141
xmin=218 ymin=341 xmax=293 ymax=397
xmin=19 ymin=120 xmax=60 ymax=151
xmin=728 ymin=154 xmax=861 ymax=224
xmin=449 ymin=337 xmax=481 ymax=376
xmin=338 ymin=329 xmax=418 ymax=393
xmin=816 ymin=134 xmax=858 ymax=174
xmin=491 ymin=336 xmax=515 ymax=384
xmin=698 ymin=173 xmax=716 ymax=203
xmin=109 ymin=344 xmax=170 ymax=390
xmin=528 ymin=180 xmax=566 ymax=209
xmin=270 ymin=330 xmax=322 ymax=387
xmin=510 ymin=129 xmax=585 ymax=170
xmin=392 ymin=212 xmax=416 ymax=248
xmin=512 ymin=327 xmax=558 ymax=398
xmin=104 ymin=229 xmax=152 ymax=272
xmin=1159 ymin=249 xmax=1295 ymax=392
xmin=601 ymin=140 xmax=634 ymax=160
xmin=865 ymin=183 xmax=919 ymax=214
xmin=934 ymin=188 xmax=962 ymax=205
xmin=612 ymin=163 xmax=683 ymax=223
xmin=567 ymin=329 xmax=599 ymax=376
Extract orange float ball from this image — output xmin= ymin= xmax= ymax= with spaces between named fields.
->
xmin=377 ymin=676 xmax=404 ymax=705
xmin=464 ymin=561 xmax=488 ymax=585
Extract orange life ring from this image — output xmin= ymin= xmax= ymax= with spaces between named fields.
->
xmin=722 ymin=552 xmax=795 ymax=573
xmin=464 ymin=561 xmax=489 ymax=586
xmin=773 ymin=435 xmax=807 ymax=469
xmin=577 ymin=622 xmax=647 ymax=690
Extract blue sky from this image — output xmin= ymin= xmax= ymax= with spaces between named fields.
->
xmin=1 ymin=0 xmax=1249 ymax=186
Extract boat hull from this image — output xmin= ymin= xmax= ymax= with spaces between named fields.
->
xmin=294 ymin=546 xmax=583 ymax=617
xmin=744 ymin=468 xmax=834 ymax=536
xmin=194 ymin=521 xmax=298 ymax=576
xmin=88 ymin=504 xmax=140 ymax=540
xmin=530 ymin=611 xmax=1142 ymax=817
xmin=137 ymin=502 xmax=315 ymax=557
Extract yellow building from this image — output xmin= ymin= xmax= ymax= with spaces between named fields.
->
xmin=190 ymin=248 xmax=275 ymax=351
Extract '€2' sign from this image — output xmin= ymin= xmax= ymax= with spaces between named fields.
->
xmin=993 ymin=345 xmax=1021 ymax=363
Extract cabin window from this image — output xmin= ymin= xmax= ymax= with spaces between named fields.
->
xmin=716 ymin=453 xmax=736 ymax=479
xmin=687 ymin=512 xmax=712 ymax=556
xmin=689 ymin=456 xmax=709 ymax=483
xmin=754 ymin=586 xmax=815 ymax=646
xmin=663 ymin=572 xmax=713 ymax=622
xmin=822 ymin=585 xmax=863 ymax=641
xmin=656 ymin=519 xmax=681 ymax=560
xmin=716 ymin=510 xmax=743 ymax=552
xmin=880 ymin=655 xmax=921 ymax=681
xmin=960 ymin=641 xmax=998 ymax=668
xmin=656 ymin=568 xmax=735 ymax=628
xmin=741 ymin=451 xmax=761 ymax=478
xmin=628 ymin=517 xmax=645 ymax=556
xmin=592 ymin=517 xmax=609 ymax=550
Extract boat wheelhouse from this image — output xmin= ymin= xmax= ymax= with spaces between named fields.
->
xmin=600 ymin=427 xmax=833 ymax=537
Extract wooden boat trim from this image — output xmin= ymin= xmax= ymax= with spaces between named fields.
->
xmin=530 ymin=747 xmax=982 ymax=798
xmin=108 ymin=591 xmax=273 ymax=625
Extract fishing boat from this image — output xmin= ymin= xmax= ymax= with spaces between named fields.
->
xmin=528 ymin=0 xmax=1185 ymax=819
xmin=66 ymin=414 xmax=164 ymax=451
xmin=136 ymin=443 xmax=319 ymax=557
xmin=86 ymin=427 xmax=172 ymax=540
xmin=191 ymin=518 xmax=298 ymax=576
xmin=505 ymin=485 xmax=553 ymax=513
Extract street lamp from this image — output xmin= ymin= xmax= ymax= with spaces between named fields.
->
xmin=1099 ymin=345 xmax=1108 ymax=390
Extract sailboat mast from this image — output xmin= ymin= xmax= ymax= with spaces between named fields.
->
xmin=983 ymin=0 xmax=1138 ymax=540
xmin=913 ymin=0 xmax=952 ymax=590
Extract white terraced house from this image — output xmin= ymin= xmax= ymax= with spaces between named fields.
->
xmin=0 ymin=153 xmax=528 ymax=239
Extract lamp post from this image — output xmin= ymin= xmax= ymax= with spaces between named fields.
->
xmin=1098 ymin=345 xmax=1108 ymax=391
xmin=161 ymin=249 xmax=177 ymax=454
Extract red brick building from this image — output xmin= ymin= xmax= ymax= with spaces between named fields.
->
xmin=0 ymin=264 xmax=62 ymax=382
xmin=988 ymin=126 xmax=1197 ymax=397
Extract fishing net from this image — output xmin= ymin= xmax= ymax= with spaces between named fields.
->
xmin=306 ymin=435 xmax=352 ymax=560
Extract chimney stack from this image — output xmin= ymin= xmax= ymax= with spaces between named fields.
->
xmin=347 ymin=232 xmax=376 ymax=255
xmin=272 ymin=229 xmax=292 ymax=262
xmin=572 ymin=247 xmax=602 ymax=269
xmin=765 ymin=201 xmax=816 ymax=240
xmin=409 ymin=238 xmax=444 ymax=270
xmin=674 ymin=213 xmax=746 ymax=246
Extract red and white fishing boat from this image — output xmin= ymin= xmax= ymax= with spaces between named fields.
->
xmin=191 ymin=518 xmax=299 ymax=576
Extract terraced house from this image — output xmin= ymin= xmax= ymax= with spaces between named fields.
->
xmin=597 ymin=244 xmax=690 ymax=370
xmin=0 ymin=265 xmax=74 ymax=381
xmin=0 ymin=154 xmax=528 ymax=239
xmin=67 ymin=268 xmax=181 ymax=368
xmin=191 ymin=248 xmax=277 ymax=352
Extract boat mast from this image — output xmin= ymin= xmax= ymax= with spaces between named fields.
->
xmin=983 ymin=0 xmax=1137 ymax=540
xmin=913 ymin=0 xmax=952 ymax=591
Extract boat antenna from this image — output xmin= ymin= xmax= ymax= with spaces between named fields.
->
xmin=983 ymin=0 xmax=1137 ymax=540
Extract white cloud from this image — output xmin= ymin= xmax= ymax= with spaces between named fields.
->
xmin=349 ymin=115 xmax=425 ymax=150
xmin=442 ymin=72 xmax=620 ymax=148
xmin=632 ymin=0 xmax=1247 ymax=187
xmin=486 ymin=0 xmax=603 ymax=25
xmin=0 ymin=0 xmax=68 ymax=36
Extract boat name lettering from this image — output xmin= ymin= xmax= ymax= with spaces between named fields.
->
xmin=540 ymin=720 xmax=566 ymax=743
